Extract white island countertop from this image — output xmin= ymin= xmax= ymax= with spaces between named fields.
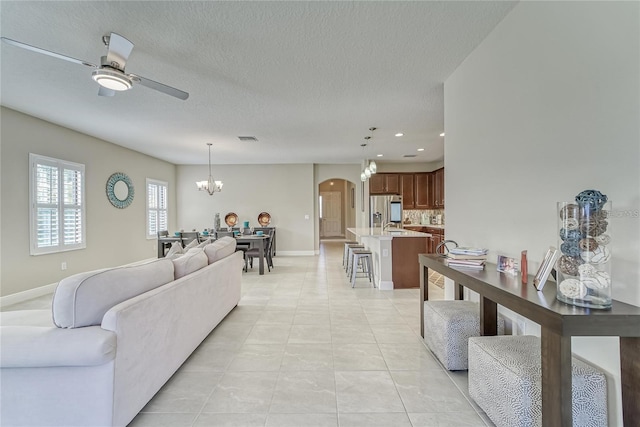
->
xmin=347 ymin=227 xmax=431 ymax=240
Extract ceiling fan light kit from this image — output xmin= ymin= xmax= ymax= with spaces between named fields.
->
xmin=91 ymin=69 xmax=132 ymax=91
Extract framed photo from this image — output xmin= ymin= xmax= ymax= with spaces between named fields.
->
xmin=533 ymin=246 xmax=559 ymax=291
xmin=497 ymin=255 xmax=519 ymax=276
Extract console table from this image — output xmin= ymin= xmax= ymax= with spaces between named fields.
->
xmin=419 ymin=254 xmax=640 ymax=427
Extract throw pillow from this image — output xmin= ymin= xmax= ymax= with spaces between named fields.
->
xmin=197 ymin=238 xmax=212 ymax=248
xmin=172 ymin=248 xmax=208 ymax=279
xmin=165 ymin=241 xmax=183 ymax=258
xmin=204 ymin=236 xmax=237 ymax=264
xmin=184 ymin=239 xmax=199 ymax=251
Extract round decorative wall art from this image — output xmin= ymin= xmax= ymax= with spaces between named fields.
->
xmin=106 ymin=172 xmax=134 ymax=209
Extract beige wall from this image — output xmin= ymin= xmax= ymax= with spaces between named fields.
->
xmin=176 ymin=164 xmax=315 ymax=255
xmin=445 ymin=2 xmax=639 ymax=423
xmin=0 ymin=107 xmax=177 ymax=296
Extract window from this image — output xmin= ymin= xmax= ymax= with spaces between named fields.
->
xmin=29 ymin=153 xmax=85 ymax=255
xmin=147 ymin=178 xmax=168 ymax=239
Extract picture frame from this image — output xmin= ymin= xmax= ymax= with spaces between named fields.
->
xmin=533 ymin=246 xmax=559 ymax=291
xmin=497 ymin=255 xmax=519 ymax=276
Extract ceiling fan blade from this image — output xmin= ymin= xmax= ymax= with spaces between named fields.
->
xmin=1 ymin=37 xmax=97 ymax=68
xmin=129 ymin=74 xmax=189 ymax=100
xmin=105 ymin=33 xmax=134 ymax=71
xmin=98 ymin=86 xmax=116 ymax=97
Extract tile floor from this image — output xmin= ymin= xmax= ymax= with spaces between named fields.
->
xmin=2 ymin=241 xmax=493 ymax=426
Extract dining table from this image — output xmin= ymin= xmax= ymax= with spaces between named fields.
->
xmin=235 ymin=234 xmax=269 ymax=275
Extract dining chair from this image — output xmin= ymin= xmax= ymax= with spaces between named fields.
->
xmin=181 ymin=231 xmax=200 ymax=246
xmin=157 ymin=230 xmax=169 ymax=238
xmin=216 ymin=230 xmax=233 ymax=238
xmin=245 ymin=234 xmax=274 ymax=272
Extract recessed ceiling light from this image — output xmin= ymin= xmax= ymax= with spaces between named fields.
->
xmin=395 ymin=133 xmax=404 ymax=137
xmin=417 ymin=148 xmax=425 ymax=152
xmin=440 ymin=132 xmax=445 ymax=137
xmin=376 ymin=154 xmax=383 ymax=157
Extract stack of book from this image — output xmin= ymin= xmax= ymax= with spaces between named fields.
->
xmin=446 ymin=247 xmax=489 ymax=270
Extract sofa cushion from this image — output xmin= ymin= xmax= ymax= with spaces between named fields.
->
xmin=172 ymin=248 xmax=208 ymax=279
xmin=204 ymin=236 xmax=237 ymax=264
xmin=52 ymin=258 xmax=175 ymax=329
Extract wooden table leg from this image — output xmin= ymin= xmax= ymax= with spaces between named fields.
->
xmin=479 ymin=296 xmax=497 ymax=336
xmin=455 ymin=282 xmax=464 ymax=300
xmin=541 ymin=327 xmax=572 ymax=426
xmin=420 ymin=265 xmax=428 ymax=338
xmin=621 ymin=337 xmax=640 ymax=425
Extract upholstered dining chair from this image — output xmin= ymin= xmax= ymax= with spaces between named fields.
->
xmin=215 ymin=230 xmax=233 ymax=238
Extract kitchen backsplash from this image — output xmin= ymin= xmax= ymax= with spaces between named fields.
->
xmin=404 ymin=209 xmax=444 ymax=225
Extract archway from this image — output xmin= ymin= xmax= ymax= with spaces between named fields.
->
xmin=318 ymin=178 xmax=356 ymax=239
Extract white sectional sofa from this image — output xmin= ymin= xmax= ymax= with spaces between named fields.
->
xmin=0 ymin=237 xmax=243 ymax=427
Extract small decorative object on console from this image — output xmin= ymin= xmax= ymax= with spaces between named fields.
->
xmin=521 ymin=251 xmax=528 ymax=284
xmin=556 ymin=189 xmax=611 ymax=309
xmin=497 ymin=255 xmax=518 ymax=276
xmin=533 ymin=246 xmax=559 ymax=291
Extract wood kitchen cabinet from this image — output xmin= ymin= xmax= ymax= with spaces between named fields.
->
xmin=433 ymin=168 xmax=445 ymax=208
xmin=369 ymin=173 xmax=400 ymax=194
xmin=414 ymin=173 xmax=432 ymax=209
xmin=401 ymin=174 xmax=415 ymax=209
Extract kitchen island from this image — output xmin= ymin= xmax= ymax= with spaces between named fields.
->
xmin=347 ymin=227 xmax=431 ymax=290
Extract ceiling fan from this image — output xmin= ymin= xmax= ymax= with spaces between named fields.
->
xmin=1 ymin=33 xmax=189 ymax=100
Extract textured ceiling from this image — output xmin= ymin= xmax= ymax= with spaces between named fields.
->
xmin=0 ymin=1 xmax=516 ymax=165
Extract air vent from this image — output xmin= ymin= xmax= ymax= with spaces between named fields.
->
xmin=403 ymin=154 xmax=417 ymax=158
xmin=238 ymin=136 xmax=258 ymax=142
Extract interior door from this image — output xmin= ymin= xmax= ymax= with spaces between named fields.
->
xmin=320 ymin=191 xmax=342 ymax=237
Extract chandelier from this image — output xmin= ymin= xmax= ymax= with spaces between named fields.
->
xmin=196 ymin=143 xmax=223 ymax=195
xmin=360 ymin=127 xmax=377 ymax=182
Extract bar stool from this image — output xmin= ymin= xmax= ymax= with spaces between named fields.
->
xmin=351 ymin=249 xmax=375 ymax=288
xmin=342 ymin=241 xmax=359 ymax=267
xmin=345 ymin=244 xmax=365 ymax=276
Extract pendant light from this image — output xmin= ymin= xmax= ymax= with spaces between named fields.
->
xmin=196 ymin=143 xmax=223 ymax=195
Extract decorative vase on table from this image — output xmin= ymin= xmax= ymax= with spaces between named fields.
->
xmin=556 ymin=190 xmax=612 ymax=309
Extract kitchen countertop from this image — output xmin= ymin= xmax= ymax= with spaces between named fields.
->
xmin=347 ymin=227 xmax=431 ymax=239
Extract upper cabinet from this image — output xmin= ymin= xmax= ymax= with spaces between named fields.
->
xmin=370 ymin=170 xmax=444 ymax=209
xmin=433 ymin=168 xmax=444 ymax=208
xmin=401 ymin=174 xmax=415 ymax=209
xmin=414 ymin=173 xmax=432 ymax=209
xmin=369 ymin=173 xmax=400 ymax=195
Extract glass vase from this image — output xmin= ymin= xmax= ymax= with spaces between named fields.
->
xmin=556 ymin=201 xmax=612 ymax=309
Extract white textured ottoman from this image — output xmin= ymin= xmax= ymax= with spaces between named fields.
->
xmin=468 ymin=335 xmax=608 ymax=427
xmin=423 ymin=300 xmax=504 ymax=370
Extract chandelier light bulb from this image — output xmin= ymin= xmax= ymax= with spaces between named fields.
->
xmin=360 ymin=172 xmax=367 ymax=182
xmin=364 ymin=167 xmax=372 ymax=178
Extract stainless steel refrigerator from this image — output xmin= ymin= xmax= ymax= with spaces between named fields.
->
xmin=370 ymin=195 xmax=403 ymax=228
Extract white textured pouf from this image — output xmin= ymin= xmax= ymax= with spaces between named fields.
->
xmin=423 ymin=300 xmax=504 ymax=370
xmin=468 ymin=335 xmax=608 ymax=427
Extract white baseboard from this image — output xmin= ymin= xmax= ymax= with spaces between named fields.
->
xmin=378 ymin=280 xmax=394 ymax=291
xmin=276 ymin=251 xmax=316 ymax=256
xmin=0 ymin=283 xmax=56 ymax=307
